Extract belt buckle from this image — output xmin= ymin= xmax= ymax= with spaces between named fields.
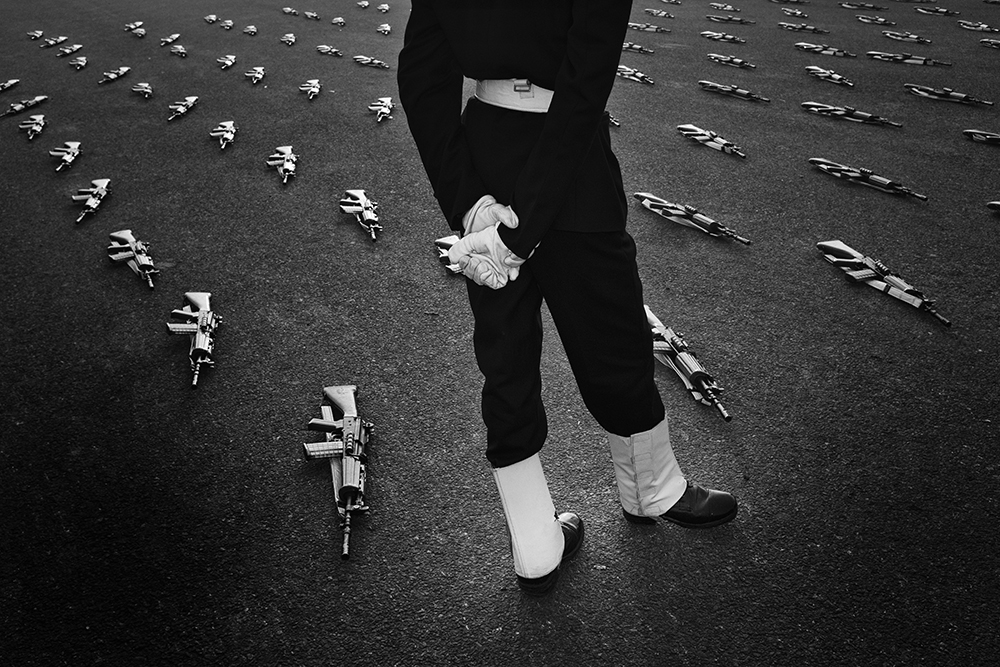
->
xmin=513 ymin=78 xmax=533 ymax=98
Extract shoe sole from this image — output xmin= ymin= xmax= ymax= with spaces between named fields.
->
xmin=624 ymin=505 xmax=738 ymax=529
xmin=662 ymin=504 xmax=738 ymax=529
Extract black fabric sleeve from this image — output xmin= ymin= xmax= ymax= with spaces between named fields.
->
xmin=498 ymin=1 xmax=633 ymax=259
xmin=397 ymin=1 xmax=488 ymax=233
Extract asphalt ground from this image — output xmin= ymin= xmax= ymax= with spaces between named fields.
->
xmin=1 ymin=1 xmax=998 ymax=665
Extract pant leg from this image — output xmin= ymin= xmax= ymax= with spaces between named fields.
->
xmin=465 ymin=269 xmax=548 ymax=468
xmin=531 ymin=229 xmax=665 ymax=437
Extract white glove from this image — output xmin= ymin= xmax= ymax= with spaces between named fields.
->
xmin=448 ymin=223 xmax=525 ymax=289
xmin=462 ymin=194 xmax=519 ymax=236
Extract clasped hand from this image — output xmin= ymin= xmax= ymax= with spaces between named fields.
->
xmin=447 ymin=195 xmax=525 ymax=290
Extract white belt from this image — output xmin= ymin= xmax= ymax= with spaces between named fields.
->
xmin=475 ymin=78 xmax=553 ymax=113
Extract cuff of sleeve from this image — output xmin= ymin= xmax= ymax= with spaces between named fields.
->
xmin=497 ymin=224 xmax=530 ymax=262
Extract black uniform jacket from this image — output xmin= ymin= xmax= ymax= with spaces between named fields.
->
xmin=397 ymin=0 xmax=633 ymax=260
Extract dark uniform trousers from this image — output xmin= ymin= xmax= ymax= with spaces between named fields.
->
xmin=468 ymin=229 xmax=666 ymax=468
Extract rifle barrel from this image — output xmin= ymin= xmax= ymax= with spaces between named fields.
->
xmin=724 ymin=228 xmax=752 ymax=245
xmin=341 ymin=511 xmax=352 ymax=559
xmin=928 ymin=308 xmax=952 ymax=327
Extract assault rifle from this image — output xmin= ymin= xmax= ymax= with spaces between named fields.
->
xmin=131 ymin=82 xmax=154 ymax=98
xmin=698 ymin=80 xmax=770 ymax=102
xmin=50 ymin=141 xmax=81 ymax=171
xmin=964 ymin=129 xmax=1000 ymax=145
xmin=18 ymin=114 xmax=45 ymax=140
xmin=108 ymin=229 xmax=158 ymax=288
xmin=856 ymin=16 xmax=895 ymax=26
xmin=2 ymin=95 xmax=47 ymax=117
xmin=881 ymin=31 xmax=931 ymax=44
xmin=707 ymin=15 xmax=755 ymax=24
xmin=299 ymin=79 xmax=321 ymax=100
xmin=245 ymin=66 xmax=265 ymax=83
xmin=677 ymin=123 xmax=746 ymax=158
xmin=801 ymin=102 xmax=901 ymax=127
xmin=795 ymin=42 xmax=857 ymax=57
xmin=210 ymin=121 xmax=237 ymax=149
xmin=166 ymin=292 xmax=221 ymax=386
xmin=809 ymin=157 xmax=927 ymax=200
xmin=645 ymin=306 xmax=731 ymax=421
xmin=617 ymin=65 xmax=654 ymax=84
xmin=623 ymin=42 xmax=655 ymax=54
xmin=368 ymin=96 xmax=395 ymax=122
xmin=817 ymin=240 xmax=950 ymax=326
xmin=353 ymin=55 xmax=390 ymax=69
xmin=98 ymin=66 xmax=130 ymax=84
xmin=867 ymin=51 xmax=950 ymax=66
xmin=629 ymin=22 xmax=671 ymax=33
xmin=915 ymin=6 xmax=959 ymax=15
xmin=339 ymin=189 xmax=382 ymax=240
xmin=805 ymin=66 xmax=854 ymax=86
xmin=700 ymin=30 xmax=745 ymax=43
xmin=634 ymin=192 xmax=751 ymax=244
xmin=708 ymin=53 xmax=756 ymax=69
xmin=167 ymin=96 xmax=198 ymax=121
xmin=904 ymin=83 xmax=993 ymax=106
xmin=266 ymin=145 xmax=297 ymax=183
xmin=304 ymin=385 xmax=374 ymax=559
xmin=71 ymin=178 xmax=111 ymax=223
xmin=779 ymin=23 xmax=830 ymax=34
xmin=958 ymin=21 xmax=998 ymax=32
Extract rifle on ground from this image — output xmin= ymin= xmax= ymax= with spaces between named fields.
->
xmin=339 ymin=189 xmax=382 ymax=240
xmin=645 ymin=305 xmax=731 ymax=421
xmin=304 ymin=385 xmax=374 ymax=559
xmin=634 ymin=192 xmax=751 ymax=244
xmin=166 ymin=292 xmax=222 ymax=386
xmin=817 ymin=240 xmax=951 ymax=326
xmin=433 ymin=235 xmax=462 ymax=274
xmin=108 ymin=229 xmax=158 ymax=288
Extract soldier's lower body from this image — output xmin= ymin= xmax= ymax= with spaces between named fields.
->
xmin=465 ymin=229 xmax=738 ymax=593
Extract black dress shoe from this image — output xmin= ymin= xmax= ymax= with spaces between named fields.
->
xmin=516 ymin=512 xmax=584 ymax=596
xmin=623 ymin=482 xmax=737 ymax=529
